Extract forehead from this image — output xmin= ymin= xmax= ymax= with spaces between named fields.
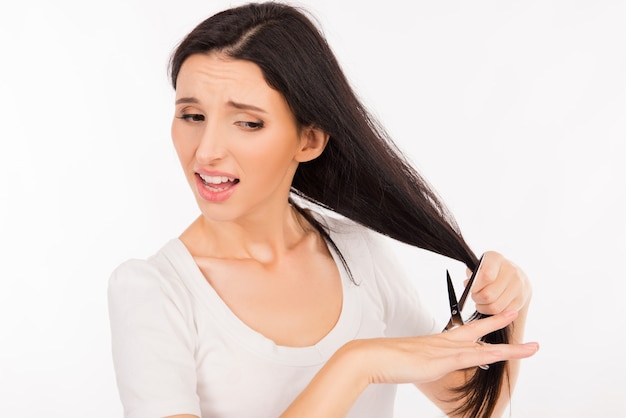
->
xmin=176 ymin=53 xmax=272 ymax=99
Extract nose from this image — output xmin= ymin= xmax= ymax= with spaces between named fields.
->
xmin=195 ymin=121 xmax=227 ymax=164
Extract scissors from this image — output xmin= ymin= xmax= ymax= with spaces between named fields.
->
xmin=442 ymin=255 xmax=490 ymax=370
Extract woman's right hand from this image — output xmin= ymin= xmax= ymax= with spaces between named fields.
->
xmin=348 ymin=309 xmax=538 ymax=386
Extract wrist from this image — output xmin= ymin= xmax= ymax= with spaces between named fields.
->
xmin=332 ymin=339 xmax=372 ymax=389
xmin=280 ymin=340 xmax=371 ymax=418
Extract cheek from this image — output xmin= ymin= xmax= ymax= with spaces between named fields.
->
xmin=250 ymin=136 xmax=299 ymax=175
xmin=171 ymin=124 xmax=196 ymax=164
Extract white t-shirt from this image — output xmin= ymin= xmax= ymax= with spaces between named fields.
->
xmin=108 ymin=214 xmax=437 ymax=418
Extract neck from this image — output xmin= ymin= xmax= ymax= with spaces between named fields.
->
xmin=184 ymin=201 xmax=311 ymax=264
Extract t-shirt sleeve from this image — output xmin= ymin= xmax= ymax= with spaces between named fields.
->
xmin=362 ymin=229 xmax=438 ymax=337
xmin=108 ymin=259 xmax=201 ymax=418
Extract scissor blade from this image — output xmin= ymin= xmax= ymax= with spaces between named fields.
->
xmin=446 ymin=270 xmax=463 ymax=329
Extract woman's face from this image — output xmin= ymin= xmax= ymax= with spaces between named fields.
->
xmin=172 ymin=53 xmax=307 ymax=224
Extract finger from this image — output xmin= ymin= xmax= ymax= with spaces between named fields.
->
xmin=470 ymin=251 xmax=502 ymax=295
xmin=474 ymin=255 xmax=528 ymax=314
xmin=472 ymin=275 xmax=510 ymax=313
xmin=475 ymin=281 xmax=518 ymax=315
xmin=472 ymin=277 xmax=507 ymax=306
xmin=455 ymin=340 xmax=540 ymax=371
xmin=462 ymin=253 xmax=485 ymax=288
xmin=448 ymin=309 xmax=518 ymax=342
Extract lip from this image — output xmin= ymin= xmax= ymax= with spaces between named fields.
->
xmin=195 ymin=168 xmax=238 ymax=178
xmin=194 ymin=172 xmax=239 ymax=203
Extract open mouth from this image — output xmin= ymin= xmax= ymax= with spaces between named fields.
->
xmin=196 ymin=173 xmax=240 ymax=192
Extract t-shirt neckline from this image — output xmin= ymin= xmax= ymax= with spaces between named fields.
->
xmin=161 ymin=235 xmax=362 ymax=366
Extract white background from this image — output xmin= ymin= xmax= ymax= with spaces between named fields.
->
xmin=1 ymin=0 xmax=624 ymax=416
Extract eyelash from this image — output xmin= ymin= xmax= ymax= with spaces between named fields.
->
xmin=235 ymin=121 xmax=264 ymax=130
xmin=177 ymin=114 xmax=264 ymax=131
xmin=177 ymin=113 xmax=205 ymax=122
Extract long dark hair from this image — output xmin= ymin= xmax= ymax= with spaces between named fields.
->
xmin=169 ymin=2 xmax=510 ymax=416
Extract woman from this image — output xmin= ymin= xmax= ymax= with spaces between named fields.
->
xmin=108 ymin=3 xmax=537 ymax=417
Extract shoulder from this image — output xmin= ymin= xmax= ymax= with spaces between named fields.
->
xmin=108 ymin=240 xmax=193 ymax=312
xmin=109 ymin=241 xmax=172 ymax=290
xmin=107 ymin=243 xmax=201 ymax=417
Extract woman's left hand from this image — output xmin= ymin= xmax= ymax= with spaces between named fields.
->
xmin=468 ymin=251 xmax=532 ymax=315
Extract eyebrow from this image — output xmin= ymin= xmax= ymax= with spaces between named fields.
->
xmin=175 ymin=97 xmax=199 ymax=105
xmin=227 ymin=100 xmax=267 ymax=114
xmin=175 ymin=97 xmax=267 ymax=114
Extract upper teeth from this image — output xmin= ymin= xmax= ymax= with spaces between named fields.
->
xmin=199 ymin=174 xmax=235 ymax=184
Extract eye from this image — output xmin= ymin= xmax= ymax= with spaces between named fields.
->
xmin=178 ymin=113 xmax=205 ymax=122
xmin=235 ymin=121 xmax=264 ymax=130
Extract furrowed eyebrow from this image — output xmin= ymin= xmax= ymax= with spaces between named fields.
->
xmin=174 ymin=97 xmax=267 ymax=114
xmin=227 ymin=100 xmax=267 ymax=114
